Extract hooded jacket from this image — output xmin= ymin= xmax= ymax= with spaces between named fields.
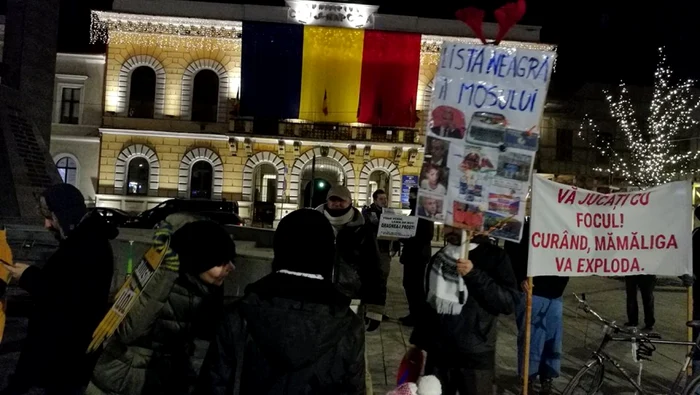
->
xmin=315 ymin=205 xmax=385 ymax=318
xmin=5 ymin=212 xmax=117 ymax=392
xmin=197 ymin=273 xmax=365 ymax=395
xmin=410 ymin=242 xmax=518 ymax=370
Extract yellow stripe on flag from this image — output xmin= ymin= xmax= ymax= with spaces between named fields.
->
xmin=299 ymin=26 xmax=364 ymax=123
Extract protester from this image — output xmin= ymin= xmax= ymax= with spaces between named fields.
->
xmin=505 ymin=218 xmax=569 ymax=395
xmin=317 ymin=185 xmax=385 ymax=331
xmin=400 ymin=187 xmax=434 ymax=326
xmin=0 ymin=184 xmax=116 ymax=395
xmin=624 ymin=274 xmax=656 ymax=330
xmin=86 ymin=220 xmax=235 ymax=395
xmin=410 ymin=226 xmax=518 ymax=395
xmin=362 ymin=189 xmax=392 ymax=307
xmin=197 ymin=209 xmax=365 ymax=394
xmin=691 ymin=205 xmax=700 ymax=373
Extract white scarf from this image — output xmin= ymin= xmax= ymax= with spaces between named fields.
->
xmin=425 ymin=244 xmax=471 ymax=315
xmin=324 ymin=208 xmax=355 ymax=235
xmin=277 ymin=269 xmax=324 ymax=280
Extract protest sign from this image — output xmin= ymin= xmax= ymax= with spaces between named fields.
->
xmin=417 ymin=42 xmax=555 ymax=242
xmin=378 ymin=213 xmax=418 ymax=239
xmin=528 ymin=175 xmax=692 ymax=277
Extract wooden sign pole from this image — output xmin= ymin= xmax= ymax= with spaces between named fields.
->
xmin=522 ymin=277 xmax=534 ymax=394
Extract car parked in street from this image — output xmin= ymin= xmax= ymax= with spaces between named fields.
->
xmin=124 ymin=199 xmax=242 ymax=229
xmin=89 ymin=207 xmax=133 ymax=227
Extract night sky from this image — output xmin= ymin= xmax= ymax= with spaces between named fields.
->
xmin=57 ymin=0 xmax=700 ymax=97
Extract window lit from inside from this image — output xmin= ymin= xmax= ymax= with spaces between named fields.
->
xmin=129 ymin=66 xmax=156 ymax=118
xmin=56 ymin=156 xmax=77 ymax=186
xmin=191 ymin=69 xmax=219 ymax=123
xmin=190 ymin=161 xmax=213 ymax=199
xmin=60 ymin=88 xmax=81 ymax=124
xmin=127 ymin=157 xmax=149 ymax=196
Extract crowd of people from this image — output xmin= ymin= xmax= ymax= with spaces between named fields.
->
xmin=0 ymin=183 xmax=678 ymax=395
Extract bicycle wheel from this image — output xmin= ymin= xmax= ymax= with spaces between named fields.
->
xmin=682 ymin=372 xmax=700 ymax=395
xmin=562 ymin=359 xmax=606 ymax=395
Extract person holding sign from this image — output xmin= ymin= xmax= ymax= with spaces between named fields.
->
xmin=362 ymin=189 xmax=393 ymax=306
xmin=1 ymin=184 xmax=116 ymax=395
xmin=87 ymin=220 xmax=235 ymax=395
xmin=505 ymin=218 xmax=568 ymax=395
xmin=410 ymin=227 xmax=518 ymax=395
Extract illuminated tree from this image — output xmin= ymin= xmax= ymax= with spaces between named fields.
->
xmin=578 ymin=47 xmax=700 ymax=188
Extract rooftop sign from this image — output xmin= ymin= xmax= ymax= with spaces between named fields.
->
xmin=285 ymin=1 xmax=379 ymax=29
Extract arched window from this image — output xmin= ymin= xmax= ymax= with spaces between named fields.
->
xmin=253 ymin=163 xmax=278 ymax=203
xmin=128 ymin=66 xmax=156 ymax=118
xmin=126 ymin=157 xmax=150 ymax=195
xmin=368 ymin=170 xmax=390 ymax=205
xmin=55 ymin=156 xmax=78 ymax=186
xmin=190 ymin=161 xmax=213 ymax=199
xmin=191 ymin=70 xmax=220 ymax=123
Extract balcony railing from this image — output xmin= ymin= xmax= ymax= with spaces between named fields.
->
xmin=230 ymin=118 xmax=420 ymax=145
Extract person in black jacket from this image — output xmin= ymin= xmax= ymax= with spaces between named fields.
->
xmin=86 ymin=219 xmax=235 ymax=395
xmin=410 ymin=226 xmax=518 ymax=395
xmin=504 ymin=218 xmax=569 ymax=395
xmin=197 ymin=209 xmax=365 ymax=395
xmin=400 ymin=187 xmax=434 ymax=326
xmin=316 ymin=185 xmax=384 ymax=331
xmin=362 ymin=189 xmax=392 ymax=306
xmin=1 ymin=184 xmax=116 ymax=395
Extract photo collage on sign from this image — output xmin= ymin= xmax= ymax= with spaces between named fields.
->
xmin=418 ymin=105 xmax=538 ymax=240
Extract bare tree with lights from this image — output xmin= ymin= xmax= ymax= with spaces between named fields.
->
xmin=578 ymin=47 xmax=700 ymax=188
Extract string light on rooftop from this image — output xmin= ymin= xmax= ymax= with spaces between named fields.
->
xmin=577 ymin=47 xmax=700 ymax=189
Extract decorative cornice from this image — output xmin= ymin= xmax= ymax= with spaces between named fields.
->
xmin=99 ymin=128 xmax=231 ymax=141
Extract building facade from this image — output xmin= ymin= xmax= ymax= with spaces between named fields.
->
xmin=49 ymin=53 xmax=107 ymax=204
xmin=87 ymin=0 xmax=553 ymax=222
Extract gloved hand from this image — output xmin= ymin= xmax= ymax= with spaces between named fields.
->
xmin=680 ymin=274 xmax=695 ymax=287
xmin=365 ymin=318 xmax=381 ymax=332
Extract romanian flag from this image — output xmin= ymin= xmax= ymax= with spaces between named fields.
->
xmin=241 ymin=23 xmax=421 ymax=127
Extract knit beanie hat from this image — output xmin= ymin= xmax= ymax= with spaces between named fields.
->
xmin=40 ymin=183 xmax=86 ymax=236
xmin=272 ymin=209 xmax=336 ymax=280
xmin=171 ymin=221 xmax=236 ymax=275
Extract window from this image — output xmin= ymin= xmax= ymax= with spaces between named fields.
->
xmin=191 ymin=70 xmax=219 ymax=123
xmin=190 ymin=161 xmax=213 ymax=199
xmin=126 ymin=157 xmax=149 ymax=196
xmin=555 ymin=129 xmax=573 ymax=161
xmin=596 ymin=132 xmax=613 ymax=165
xmin=55 ymin=156 xmax=77 ymax=186
xmin=253 ymin=163 xmax=277 ymax=203
xmin=128 ymin=66 xmax=156 ymax=118
xmin=60 ymin=88 xmax=81 ymax=124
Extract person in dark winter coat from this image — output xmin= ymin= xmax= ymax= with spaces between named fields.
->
xmin=362 ymin=189 xmax=392 ymax=304
xmin=400 ymin=187 xmax=434 ymax=326
xmin=197 ymin=209 xmax=366 ymax=395
xmin=410 ymin=226 xmax=518 ymax=395
xmin=85 ymin=220 xmax=235 ymax=395
xmin=1 ymin=184 xmax=116 ymax=395
xmin=316 ymin=185 xmax=385 ymax=331
xmin=504 ymin=218 xmax=569 ymax=395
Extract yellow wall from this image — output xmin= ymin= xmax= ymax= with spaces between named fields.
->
xmin=99 ymin=135 xmax=423 ymax=203
xmin=105 ymin=34 xmax=242 ymax=117
xmin=99 ymin=135 xmax=245 ymax=200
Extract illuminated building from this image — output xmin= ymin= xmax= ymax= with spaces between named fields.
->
xmin=88 ymin=0 xmax=553 ymax=222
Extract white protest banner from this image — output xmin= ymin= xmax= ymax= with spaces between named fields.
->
xmin=378 ymin=213 xmax=418 ymax=239
xmin=528 ymin=175 xmax=692 ymax=277
xmin=416 ymin=43 xmax=555 ymax=242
